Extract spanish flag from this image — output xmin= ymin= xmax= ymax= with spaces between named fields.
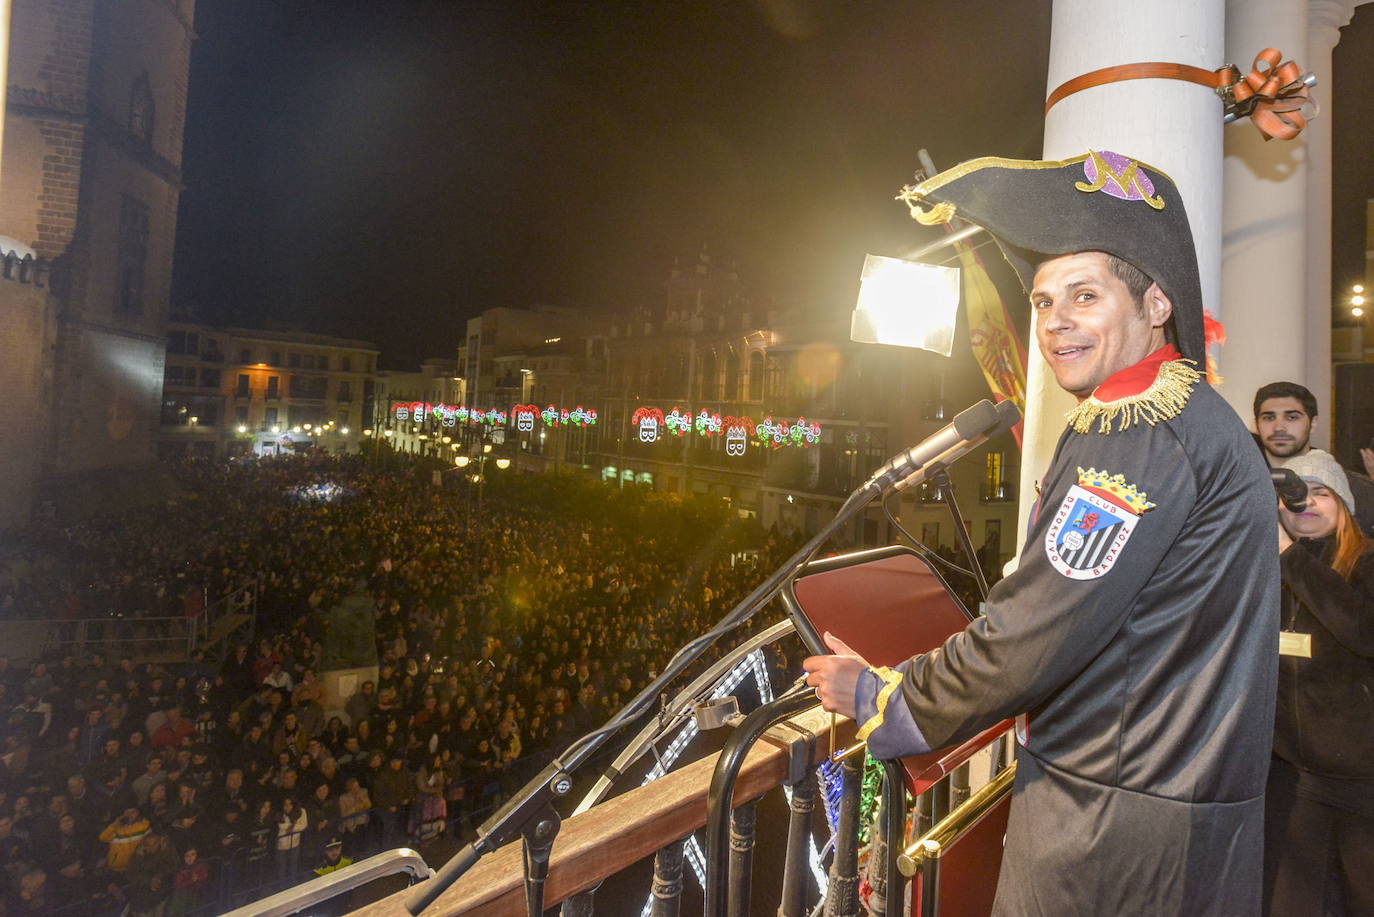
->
xmin=956 ymin=239 xmax=1027 ymax=448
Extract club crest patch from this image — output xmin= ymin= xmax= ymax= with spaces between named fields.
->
xmin=1044 ymin=468 xmax=1154 ymax=580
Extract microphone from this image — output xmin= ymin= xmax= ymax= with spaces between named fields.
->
xmin=865 ymin=399 xmax=1018 ymax=494
xmin=1270 ymin=467 xmax=1308 ymax=514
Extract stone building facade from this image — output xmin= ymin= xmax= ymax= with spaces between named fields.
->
xmin=0 ymin=0 xmax=196 ymax=521
xmin=159 ymin=319 xmax=380 ymax=458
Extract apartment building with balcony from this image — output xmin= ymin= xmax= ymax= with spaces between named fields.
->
xmin=159 ymin=319 xmax=379 ymax=458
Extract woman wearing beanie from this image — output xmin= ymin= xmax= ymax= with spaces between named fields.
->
xmin=1265 ymin=449 xmax=1374 ymax=915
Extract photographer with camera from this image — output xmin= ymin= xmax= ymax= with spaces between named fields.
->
xmin=1265 ymin=450 xmax=1374 ymax=916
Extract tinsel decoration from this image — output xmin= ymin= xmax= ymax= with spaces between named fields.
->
xmin=817 ymin=752 xmax=887 ymax=846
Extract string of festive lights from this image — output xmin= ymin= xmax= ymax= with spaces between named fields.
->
xmin=755 ymin=415 xmax=822 ymax=449
xmin=390 ymin=401 xmax=818 ymax=447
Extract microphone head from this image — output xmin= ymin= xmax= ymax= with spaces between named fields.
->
xmin=1269 ymin=466 xmax=1301 ymax=489
xmin=1269 ymin=467 xmax=1309 ymax=513
xmin=951 ymin=399 xmax=1001 ymax=440
xmin=993 ymin=398 xmax=1022 ymax=431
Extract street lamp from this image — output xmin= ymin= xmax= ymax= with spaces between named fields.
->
xmin=495 ymin=457 xmax=511 ymax=470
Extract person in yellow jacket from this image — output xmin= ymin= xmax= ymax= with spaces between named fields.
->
xmin=98 ymin=806 xmax=150 ymax=872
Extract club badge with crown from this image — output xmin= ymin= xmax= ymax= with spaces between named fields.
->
xmin=1044 ymin=468 xmax=1155 ymax=580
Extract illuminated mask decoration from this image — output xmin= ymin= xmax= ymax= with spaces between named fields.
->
xmin=724 ymin=416 xmax=754 ymax=456
xmin=513 ymin=404 xmax=537 ymax=432
xmin=632 ymin=406 xmax=665 ymax=443
xmin=394 ymin=403 xmax=410 ymax=421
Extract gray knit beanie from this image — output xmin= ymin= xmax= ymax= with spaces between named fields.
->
xmin=1279 ymin=449 xmax=1355 ymax=516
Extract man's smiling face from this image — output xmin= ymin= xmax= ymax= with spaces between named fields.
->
xmin=1031 ymin=252 xmax=1171 ymax=399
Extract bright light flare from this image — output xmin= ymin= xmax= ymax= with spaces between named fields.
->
xmin=1353 ymin=295 xmax=1365 ymax=306
xmin=495 ymin=457 xmax=511 ymax=469
xmin=851 ymin=254 xmax=960 ymax=356
xmin=1354 ymin=306 xmax=1365 ymax=318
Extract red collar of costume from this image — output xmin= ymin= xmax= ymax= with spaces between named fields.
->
xmin=1065 ymin=343 xmax=1200 ymax=435
xmin=1090 ymin=344 xmax=1181 ymax=402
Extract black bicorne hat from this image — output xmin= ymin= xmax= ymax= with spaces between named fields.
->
xmin=899 ymin=151 xmax=1206 ymax=364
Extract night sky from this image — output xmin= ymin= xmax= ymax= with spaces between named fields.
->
xmin=171 ymin=1 xmax=1374 ymax=369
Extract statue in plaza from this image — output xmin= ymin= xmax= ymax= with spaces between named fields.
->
xmin=318 ymin=577 xmax=378 ymax=670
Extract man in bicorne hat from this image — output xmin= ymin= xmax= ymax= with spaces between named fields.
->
xmin=806 ymin=151 xmax=1278 ymax=915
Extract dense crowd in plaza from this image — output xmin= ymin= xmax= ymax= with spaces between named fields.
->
xmin=0 ymin=453 xmax=810 ymax=916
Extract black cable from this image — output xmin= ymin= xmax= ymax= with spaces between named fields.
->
xmin=880 ymin=494 xmax=976 ymax=579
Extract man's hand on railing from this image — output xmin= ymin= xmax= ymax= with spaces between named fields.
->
xmin=802 ymin=631 xmax=867 ymax=719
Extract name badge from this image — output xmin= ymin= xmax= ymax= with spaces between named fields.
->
xmin=1279 ymin=631 xmax=1312 ymax=658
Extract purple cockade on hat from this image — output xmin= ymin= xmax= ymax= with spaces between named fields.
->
xmin=1080 ymin=150 xmax=1158 ymax=204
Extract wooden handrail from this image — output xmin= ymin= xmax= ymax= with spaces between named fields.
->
xmin=350 ymin=705 xmax=855 ymax=917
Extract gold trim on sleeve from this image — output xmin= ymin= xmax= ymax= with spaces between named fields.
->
xmin=855 ymin=666 xmax=906 ymax=742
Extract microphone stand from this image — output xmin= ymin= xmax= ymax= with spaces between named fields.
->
xmin=406 ymin=483 xmax=881 ymax=914
xmin=929 ymin=462 xmax=990 ymax=603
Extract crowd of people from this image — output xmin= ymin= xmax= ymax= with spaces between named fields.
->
xmin=0 ymin=453 xmax=812 ymax=916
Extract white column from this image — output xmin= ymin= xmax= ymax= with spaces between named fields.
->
xmin=1019 ymin=0 xmax=1225 ymax=552
xmin=0 ymin=0 xmax=11 ymax=188
xmin=1218 ymin=0 xmax=1310 ymax=426
xmin=1304 ymin=0 xmax=1360 ymax=447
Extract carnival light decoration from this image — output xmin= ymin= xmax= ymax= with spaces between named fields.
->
xmin=694 ymin=410 xmax=722 ymax=438
xmin=512 ymin=404 xmax=538 ymax=432
xmin=540 ymin=405 xmax=561 ymax=427
xmin=755 ymin=416 xmax=822 ymax=449
xmin=723 ymin=415 xmax=754 ymax=457
xmin=632 ymin=406 xmax=665 ymax=443
xmin=664 ymin=407 xmax=692 ymax=437
xmin=471 ymin=408 xmax=507 ymax=426
xmin=562 ymin=406 xmax=598 ymax=427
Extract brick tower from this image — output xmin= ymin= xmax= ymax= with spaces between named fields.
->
xmin=0 ymin=0 xmax=195 ymax=519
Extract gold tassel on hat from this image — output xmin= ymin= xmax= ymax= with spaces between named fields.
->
xmin=1066 ymin=359 xmax=1201 ymax=435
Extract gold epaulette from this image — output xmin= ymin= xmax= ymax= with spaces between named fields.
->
xmin=1066 ymin=358 xmax=1201 ymax=435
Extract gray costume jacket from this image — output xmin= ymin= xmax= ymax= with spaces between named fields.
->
xmin=894 ymin=351 xmax=1279 ymax=915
